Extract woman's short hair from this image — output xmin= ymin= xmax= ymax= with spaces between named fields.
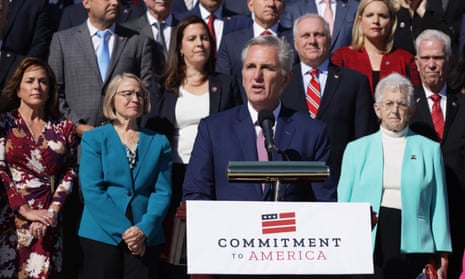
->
xmin=374 ymin=72 xmax=414 ymax=107
xmin=241 ymin=35 xmax=294 ymax=75
xmin=2 ymin=57 xmax=60 ymax=118
xmin=351 ymin=0 xmax=397 ymax=52
xmin=103 ymin=73 xmax=150 ymax=120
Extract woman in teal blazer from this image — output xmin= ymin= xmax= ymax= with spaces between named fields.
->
xmin=338 ymin=73 xmax=451 ymax=278
xmin=78 ymin=73 xmax=172 ymax=279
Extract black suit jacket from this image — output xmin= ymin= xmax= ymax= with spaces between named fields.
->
xmin=281 ymin=63 xmax=378 ymax=181
xmin=409 ymin=85 xmax=465 ymax=278
xmin=427 ymin=0 xmax=465 ymax=48
xmin=0 ymin=51 xmax=22 ymax=89
xmin=1 ymin=0 xmax=52 ymax=59
xmin=145 ymin=73 xmax=243 ymax=142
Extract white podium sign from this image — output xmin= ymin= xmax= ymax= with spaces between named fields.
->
xmin=186 ymin=201 xmax=373 ymax=275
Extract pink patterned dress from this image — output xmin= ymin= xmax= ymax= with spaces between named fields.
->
xmin=0 ymin=110 xmax=78 ymax=279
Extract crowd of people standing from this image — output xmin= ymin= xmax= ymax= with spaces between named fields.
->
xmin=1 ymin=0 xmax=465 ymax=278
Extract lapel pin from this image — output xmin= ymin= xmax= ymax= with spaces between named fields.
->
xmin=452 ymin=102 xmax=457 ymax=107
xmin=212 ymin=86 xmax=218 ymax=93
xmin=410 ymin=155 xmax=416 ymax=160
xmin=416 ymin=98 xmax=421 ymax=103
xmin=334 ymin=74 xmax=339 ymax=79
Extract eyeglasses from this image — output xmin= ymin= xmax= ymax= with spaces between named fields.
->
xmin=381 ymin=101 xmax=409 ymax=110
xmin=116 ymin=90 xmax=145 ymax=100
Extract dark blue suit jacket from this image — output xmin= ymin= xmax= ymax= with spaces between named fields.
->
xmin=185 ymin=4 xmax=251 ymax=42
xmin=145 ymin=73 xmax=243 ymax=142
xmin=280 ymin=0 xmax=359 ymax=54
xmin=1 ymin=0 xmax=52 ymax=59
xmin=281 ymin=63 xmax=378 ymax=182
xmin=182 ymin=105 xmax=336 ymax=202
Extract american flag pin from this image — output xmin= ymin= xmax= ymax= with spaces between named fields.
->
xmin=411 ymin=155 xmax=416 ymax=160
xmin=212 ymin=86 xmax=218 ymax=93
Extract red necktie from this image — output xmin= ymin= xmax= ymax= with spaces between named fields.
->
xmin=207 ymin=14 xmax=216 ymax=57
xmin=430 ymin=93 xmax=444 ymax=141
xmin=261 ymin=30 xmax=272 ymax=36
xmin=306 ymin=69 xmax=321 ymax=118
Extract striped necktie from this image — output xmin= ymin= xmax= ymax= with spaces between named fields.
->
xmin=306 ymin=69 xmax=321 ymax=118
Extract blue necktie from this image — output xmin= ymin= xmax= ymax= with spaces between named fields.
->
xmin=96 ymin=30 xmax=111 ymax=81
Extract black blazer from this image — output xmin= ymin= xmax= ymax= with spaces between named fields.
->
xmin=281 ymin=62 xmax=378 ymax=181
xmin=145 ymin=73 xmax=243 ymax=142
xmin=1 ymin=0 xmax=52 ymax=59
xmin=0 ymin=51 xmax=23 ymax=94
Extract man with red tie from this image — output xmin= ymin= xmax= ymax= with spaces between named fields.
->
xmin=409 ymin=29 xmax=465 ymax=279
xmin=281 ymin=14 xmax=378 ymax=185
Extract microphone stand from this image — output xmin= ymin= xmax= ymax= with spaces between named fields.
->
xmin=266 ymin=144 xmax=290 ymax=202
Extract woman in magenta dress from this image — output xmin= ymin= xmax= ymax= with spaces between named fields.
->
xmin=0 ymin=57 xmax=78 ymax=278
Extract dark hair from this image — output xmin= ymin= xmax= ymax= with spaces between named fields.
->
xmin=163 ymin=15 xmax=215 ymax=94
xmin=2 ymin=57 xmax=60 ymax=119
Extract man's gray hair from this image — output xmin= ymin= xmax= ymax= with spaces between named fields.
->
xmin=293 ymin=13 xmax=330 ymax=39
xmin=374 ymin=72 xmax=415 ymax=107
xmin=415 ymin=29 xmax=452 ymax=57
xmin=241 ymin=35 xmax=294 ymax=75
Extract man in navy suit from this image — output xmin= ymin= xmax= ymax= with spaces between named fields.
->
xmin=280 ymin=0 xmax=359 ymax=54
xmin=281 ymin=14 xmax=378 ymax=184
xmin=185 ymin=0 xmax=251 ymax=53
xmin=183 ymin=35 xmax=336 ymax=202
xmin=215 ymin=0 xmax=293 ymax=99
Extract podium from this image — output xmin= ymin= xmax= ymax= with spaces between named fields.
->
xmin=227 ymin=161 xmax=330 ymax=201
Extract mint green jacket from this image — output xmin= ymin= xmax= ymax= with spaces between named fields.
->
xmin=338 ymin=129 xmax=451 ymax=253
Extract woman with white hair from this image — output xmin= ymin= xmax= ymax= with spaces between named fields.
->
xmin=338 ymin=73 xmax=451 ymax=278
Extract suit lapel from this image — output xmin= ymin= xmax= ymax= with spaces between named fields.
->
xmin=132 ymin=130 xmax=153 ymax=179
xmin=331 ymin=0 xmax=349 ymax=50
xmin=414 ymin=87 xmax=434 ymax=126
xmin=107 ymin=25 xmax=130 ymax=83
xmin=3 ymin=0 xmax=24 ymax=37
xmin=273 ymin=108 xmax=295 ymax=160
xmin=140 ymin=15 xmax=155 ymax=40
xmin=233 ymin=106 xmax=263 ymax=197
xmin=77 ymin=24 xmax=104 ymax=85
xmin=208 ymin=75 xmax=221 ymax=114
xmin=318 ymin=64 xmax=341 ymax=116
xmin=0 ymin=53 xmax=14 ymax=85
xmin=443 ymin=90 xmax=459 ymax=143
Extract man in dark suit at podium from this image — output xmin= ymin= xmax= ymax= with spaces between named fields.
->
xmin=182 ymin=35 xmax=336 ymax=203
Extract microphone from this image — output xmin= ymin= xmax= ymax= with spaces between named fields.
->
xmin=258 ymin=110 xmax=276 ymax=153
xmin=258 ymin=110 xmax=290 ymax=161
